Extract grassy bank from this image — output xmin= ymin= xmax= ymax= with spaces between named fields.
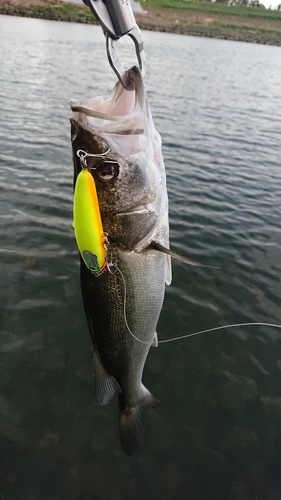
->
xmin=139 ymin=0 xmax=281 ymax=45
xmin=0 ymin=0 xmax=281 ymax=46
xmin=142 ymin=0 xmax=281 ymax=20
xmin=0 ymin=1 xmax=98 ymax=23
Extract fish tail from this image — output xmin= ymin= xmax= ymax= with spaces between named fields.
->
xmin=118 ymin=386 xmax=158 ymax=456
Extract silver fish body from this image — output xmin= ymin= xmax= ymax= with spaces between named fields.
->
xmin=70 ymin=67 xmax=171 ymax=455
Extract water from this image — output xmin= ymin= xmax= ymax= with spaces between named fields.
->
xmin=1 ymin=14 xmax=281 ymax=500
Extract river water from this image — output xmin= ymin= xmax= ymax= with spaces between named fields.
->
xmin=1 ymin=14 xmax=281 ymax=500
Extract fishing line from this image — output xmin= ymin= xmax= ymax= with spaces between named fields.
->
xmin=111 ymin=264 xmax=281 ymax=345
xmin=112 ymin=264 xmax=150 ymax=344
xmin=158 ymin=322 xmax=281 ymax=344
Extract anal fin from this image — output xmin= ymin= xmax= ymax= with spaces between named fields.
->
xmin=94 ymin=350 xmax=121 ymax=406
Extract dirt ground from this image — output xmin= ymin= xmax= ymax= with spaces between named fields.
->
xmin=0 ymin=0 xmax=49 ymax=5
xmin=135 ymin=6 xmax=281 ymax=32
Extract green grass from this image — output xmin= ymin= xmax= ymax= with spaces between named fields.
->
xmin=141 ymin=0 xmax=281 ymax=20
xmin=0 ymin=2 xmax=98 ymax=22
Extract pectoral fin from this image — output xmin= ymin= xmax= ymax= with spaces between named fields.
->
xmin=94 ymin=350 xmax=121 ymax=406
xmin=152 ymin=332 xmax=158 ymax=347
xmin=149 ymin=241 xmax=219 ymax=269
xmin=165 ymin=254 xmax=172 ymax=286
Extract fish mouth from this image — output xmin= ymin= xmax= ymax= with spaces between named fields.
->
xmin=106 ymin=200 xmax=155 ymax=218
xmin=116 ymin=205 xmax=151 ymax=216
xmin=70 ymin=67 xmax=146 ymax=134
xmin=69 ymin=104 xmax=121 ymax=122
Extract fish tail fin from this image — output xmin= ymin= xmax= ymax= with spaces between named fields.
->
xmin=118 ymin=385 xmax=158 ymax=456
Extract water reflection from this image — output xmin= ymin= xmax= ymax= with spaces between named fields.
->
xmin=1 ymin=15 xmax=281 ymax=500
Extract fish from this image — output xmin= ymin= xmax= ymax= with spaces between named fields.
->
xmin=70 ymin=66 xmax=171 ymax=455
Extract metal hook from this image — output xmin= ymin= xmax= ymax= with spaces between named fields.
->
xmin=106 ymin=26 xmax=146 ymax=91
xmin=82 ymin=0 xmax=146 ymax=90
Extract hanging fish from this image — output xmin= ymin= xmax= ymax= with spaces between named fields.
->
xmin=70 ymin=66 xmax=170 ymax=455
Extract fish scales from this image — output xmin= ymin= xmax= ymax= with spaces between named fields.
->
xmin=81 ymin=248 xmax=166 ymax=388
xmin=70 ymin=66 xmax=171 ymax=455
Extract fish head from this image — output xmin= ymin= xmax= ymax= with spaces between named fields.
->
xmin=70 ymin=66 xmax=168 ymax=251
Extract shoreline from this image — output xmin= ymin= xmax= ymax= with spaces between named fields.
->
xmin=0 ymin=2 xmax=281 ymax=47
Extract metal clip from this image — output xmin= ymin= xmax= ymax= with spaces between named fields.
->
xmin=76 ymin=149 xmax=111 ymax=159
xmin=76 ymin=149 xmax=111 ymax=169
xmin=82 ymin=0 xmax=146 ymax=90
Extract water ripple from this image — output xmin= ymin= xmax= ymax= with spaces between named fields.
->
xmin=1 ymin=17 xmax=281 ymax=499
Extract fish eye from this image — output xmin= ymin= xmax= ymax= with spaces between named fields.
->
xmin=93 ymin=162 xmax=119 ymax=183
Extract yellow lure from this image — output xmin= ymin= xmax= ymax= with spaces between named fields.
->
xmin=73 ymin=169 xmax=106 ymax=273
